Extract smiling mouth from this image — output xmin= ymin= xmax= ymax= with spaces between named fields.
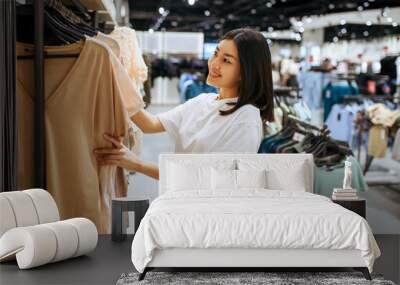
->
xmin=209 ymin=72 xmax=221 ymax=78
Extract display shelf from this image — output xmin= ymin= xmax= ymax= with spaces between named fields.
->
xmin=63 ymin=0 xmax=116 ymax=22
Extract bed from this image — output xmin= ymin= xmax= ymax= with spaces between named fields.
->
xmin=131 ymin=154 xmax=380 ymax=281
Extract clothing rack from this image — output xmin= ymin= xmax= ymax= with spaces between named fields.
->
xmin=287 ymin=114 xmax=325 ymax=132
xmin=34 ymin=0 xmax=45 ymax=188
xmin=274 ymin=86 xmax=302 ymax=98
xmin=351 ymin=101 xmax=399 ymax=177
xmin=20 ymin=0 xmax=113 ymax=188
xmin=342 ymin=94 xmax=396 ymax=104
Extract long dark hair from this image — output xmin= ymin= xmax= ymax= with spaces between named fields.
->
xmin=219 ymin=28 xmax=274 ymax=122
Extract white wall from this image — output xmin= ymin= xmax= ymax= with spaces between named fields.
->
xmin=135 ymin=31 xmax=204 ymax=58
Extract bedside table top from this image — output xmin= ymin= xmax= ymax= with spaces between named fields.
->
xmin=332 ymin=198 xmax=366 ymax=202
xmin=113 ymin=197 xmax=150 ymax=202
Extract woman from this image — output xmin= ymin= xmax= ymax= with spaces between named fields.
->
xmin=94 ymin=28 xmax=274 ymax=180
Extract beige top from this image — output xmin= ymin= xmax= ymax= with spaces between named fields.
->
xmin=367 ymin=103 xmax=400 ymax=127
xmin=16 ymin=38 xmax=144 ymax=233
xmin=95 ymin=32 xmax=121 ymax=61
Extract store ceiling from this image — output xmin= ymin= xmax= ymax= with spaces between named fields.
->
xmin=129 ymin=0 xmax=400 ymax=41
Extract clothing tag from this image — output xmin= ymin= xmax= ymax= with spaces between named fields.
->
xmin=381 ymin=129 xmax=386 ymax=140
xmin=293 ymin=132 xmax=305 ymax=142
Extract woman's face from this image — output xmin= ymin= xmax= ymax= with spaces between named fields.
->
xmin=207 ymin=39 xmax=241 ymax=90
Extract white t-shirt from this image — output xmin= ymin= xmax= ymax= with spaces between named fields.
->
xmin=157 ymin=93 xmax=263 ymax=153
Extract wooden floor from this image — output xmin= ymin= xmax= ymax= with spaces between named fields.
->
xmin=0 ymin=235 xmax=399 ymax=285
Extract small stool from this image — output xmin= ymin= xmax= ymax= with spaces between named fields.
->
xmin=111 ymin=197 xmax=149 ymax=242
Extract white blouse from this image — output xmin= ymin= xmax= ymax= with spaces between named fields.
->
xmin=157 ymin=93 xmax=263 ymax=153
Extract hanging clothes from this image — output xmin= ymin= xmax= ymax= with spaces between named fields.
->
xmin=109 ymin=27 xmax=148 ymax=95
xmin=184 ymin=80 xmax=217 ymax=101
xmin=322 ymin=81 xmax=359 ymax=121
xmin=298 ymin=71 xmax=334 ymax=109
xmin=178 ymin=72 xmax=194 ymax=103
xmin=314 ymin=156 xmax=368 ymax=198
xmin=367 ymin=103 xmax=400 ymax=128
xmin=95 ymin=32 xmax=121 ymax=61
xmin=92 ymin=32 xmax=143 ymax=155
xmin=16 ymin=38 xmax=144 ymax=234
xmin=368 ymin=125 xmax=388 ymax=158
xmin=326 ymin=104 xmax=361 ymax=145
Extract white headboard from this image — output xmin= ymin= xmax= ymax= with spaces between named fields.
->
xmin=159 ymin=153 xmax=314 ymax=195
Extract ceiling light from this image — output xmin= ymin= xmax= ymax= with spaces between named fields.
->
xmin=328 ymin=4 xmax=335 ymax=10
xmin=387 ymin=17 xmax=393 ymax=23
xmin=251 ymin=9 xmax=257 ymax=14
xmin=393 ymin=22 xmax=398 ymax=27
xmin=148 ymin=28 xmax=154 ymax=33
xmin=158 ymin=7 xmax=165 ymax=15
xmin=358 ymin=6 xmax=363 ymax=11
xmin=268 ymin=26 xmax=274 ymax=32
xmin=341 ymin=28 xmax=347 ymax=34
xmin=266 ymin=2 xmax=272 ymax=8
xmin=363 ymin=2 xmax=369 ymax=7
xmin=204 ymin=10 xmax=210 ymax=16
xmin=188 ymin=0 xmax=195 ymax=6
xmin=340 ymin=19 xmax=346 ymax=25
xmin=363 ymin=31 xmax=369 ymax=36
xmin=366 ymin=21 xmax=372 ymax=26
xmin=171 ymin=21 xmax=178 ymax=27
xmin=299 ymin=27 xmax=304 ymax=33
xmin=333 ymin=36 xmax=338 ymax=42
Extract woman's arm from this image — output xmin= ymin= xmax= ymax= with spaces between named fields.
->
xmin=136 ymin=160 xmax=159 ymax=180
xmin=131 ymin=109 xmax=165 ymax=134
xmin=94 ymin=134 xmax=159 ymax=180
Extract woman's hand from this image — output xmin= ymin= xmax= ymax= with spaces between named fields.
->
xmin=94 ymin=134 xmax=142 ymax=172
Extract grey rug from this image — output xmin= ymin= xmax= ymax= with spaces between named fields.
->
xmin=116 ymin=271 xmax=396 ymax=285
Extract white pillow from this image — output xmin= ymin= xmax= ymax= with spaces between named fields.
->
xmin=167 ymin=162 xmax=209 ymax=191
xmin=211 ymin=168 xmax=236 ymax=190
xmin=166 ymin=160 xmax=236 ymax=192
xmin=211 ymin=168 xmax=268 ymax=190
xmin=237 ymin=158 xmax=308 ymax=192
xmin=266 ymin=167 xmax=307 ymax=191
xmin=236 ymin=169 xmax=267 ymax=189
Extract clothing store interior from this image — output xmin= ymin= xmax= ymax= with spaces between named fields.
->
xmin=1 ymin=0 xmax=400 ymax=284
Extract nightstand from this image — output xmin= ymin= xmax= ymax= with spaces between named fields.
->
xmin=332 ymin=198 xmax=366 ymax=218
xmin=112 ymin=197 xmax=150 ymax=242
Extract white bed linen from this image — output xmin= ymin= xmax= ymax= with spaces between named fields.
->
xmin=131 ymin=190 xmax=380 ymax=273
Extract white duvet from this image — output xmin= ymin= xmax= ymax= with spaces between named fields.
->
xmin=131 ymin=190 xmax=380 ymax=273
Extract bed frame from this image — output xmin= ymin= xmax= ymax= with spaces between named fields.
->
xmin=139 ymin=248 xmax=371 ymax=280
xmin=138 ymin=154 xmax=372 ymax=281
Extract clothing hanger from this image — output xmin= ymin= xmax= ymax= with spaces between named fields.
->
xmin=45 ymin=11 xmax=82 ymax=42
xmin=17 ymin=0 xmax=95 ymax=60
